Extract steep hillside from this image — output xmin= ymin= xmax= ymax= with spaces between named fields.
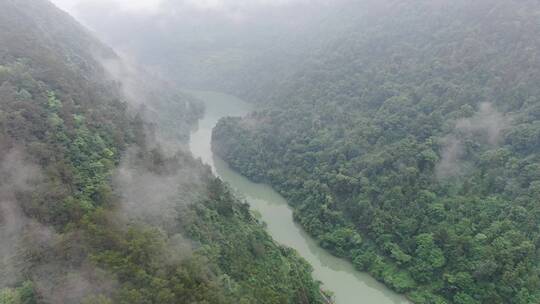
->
xmin=213 ymin=0 xmax=540 ymax=303
xmin=0 ymin=0 xmax=323 ymax=303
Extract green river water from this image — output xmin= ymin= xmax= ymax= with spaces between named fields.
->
xmin=188 ymin=91 xmax=410 ymax=304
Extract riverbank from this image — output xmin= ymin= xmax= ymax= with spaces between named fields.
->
xmin=189 ymin=90 xmax=409 ymax=304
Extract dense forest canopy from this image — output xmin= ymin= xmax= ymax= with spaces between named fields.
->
xmin=212 ymin=0 xmax=540 ymax=303
xmin=4 ymin=0 xmax=540 ymax=303
xmin=0 ymin=0 xmax=323 ymax=303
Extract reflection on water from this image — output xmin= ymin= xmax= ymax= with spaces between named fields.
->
xmin=189 ymin=90 xmax=409 ymax=304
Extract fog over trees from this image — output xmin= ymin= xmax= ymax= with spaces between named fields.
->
xmin=3 ymin=0 xmax=540 ymax=303
xmin=0 ymin=1 xmax=324 ymax=303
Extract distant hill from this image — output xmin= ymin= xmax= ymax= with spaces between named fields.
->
xmin=69 ymin=0 xmax=357 ymax=102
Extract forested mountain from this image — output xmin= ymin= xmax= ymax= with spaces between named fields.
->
xmin=0 ymin=0 xmax=323 ymax=303
xmin=64 ymin=0 xmax=355 ymax=102
xmin=213 ymin=0 xmax=540 ymax=303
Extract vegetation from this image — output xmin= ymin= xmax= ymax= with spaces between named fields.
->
xmin=213 ymin=1 xmax=540 ymax=303
xmin=187 ymin=177 xmax=322 ymax=304
xmin=0 ymin=0 xmax=323 ymax=303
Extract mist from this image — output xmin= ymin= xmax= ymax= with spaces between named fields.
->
xmin=0 ymin=148 xmax=46 ymax=287
xmin=53 ymin=0 xmax=328 ymax=16
xmin=50 ymin=0 xmax=352 ymax=99
xmin=5 ymin=0 xmax=540 ymax=303
xmin=436 ymin=102 xmax=511 ymax=179
xmin=0 ymin=148 xmax=118 ymax=303
xmin=112 ymin=148 xmax=207 ymax=233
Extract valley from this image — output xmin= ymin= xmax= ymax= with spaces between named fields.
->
xmin=189 ymin=91 xmax=409 ymax=304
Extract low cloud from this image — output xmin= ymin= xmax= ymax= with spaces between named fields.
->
xmin=113 ymin=148 xmax=206 ymax=234
xmin=0 ymin=148 xmax=117 ymax=302
xmin=0 ymin=148 xmax=48 ymax=287
xmin=455 ymin=102 xmax=509 ymax=145
xmin=98 ymin=52 xmax=203 ymax=154
xmin=435 ymin=136 xmax=464 ymax=179
xmin=32 ymin=265 xmax=117 ymax=304
xmin=436 ymin=102 xmax=510 ymax=179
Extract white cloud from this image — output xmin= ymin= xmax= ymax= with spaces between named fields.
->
xmin=436 ymin=102 xmax=510 ymax=179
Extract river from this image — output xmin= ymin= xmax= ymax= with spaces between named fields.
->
xmin=189 ymin=91 xmax=409 ymax=304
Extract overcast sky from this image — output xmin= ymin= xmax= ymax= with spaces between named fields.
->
xmin=51 ymin=0 xmax=314 ymax=17
xmin=52 ymin=0 xmax=162 ymax=14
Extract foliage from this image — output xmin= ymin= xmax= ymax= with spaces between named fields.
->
xmin=0 ymin=282 xmax=37 ymax=304
xmin=0 ymin=0 xmax=323 ymax=303
xmin=187 ymin=178 xmax=323 ymax=304
xmin=212 ymin=0 xmax=540 ymax=303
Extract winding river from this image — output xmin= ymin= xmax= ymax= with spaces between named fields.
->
xmin=189 ymin=91 xmax=409 ymax=304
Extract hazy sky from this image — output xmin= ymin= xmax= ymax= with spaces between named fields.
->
xmin=52 ymin=0 xmax=312 ymax=16
xmin=52 ymin=0 xmax=163 ymax=16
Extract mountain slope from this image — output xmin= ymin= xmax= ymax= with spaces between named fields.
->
xmin=213 ymin=1 xmax=540 ymax=303
xmin=0 ymin=1 xmax=323 ymax=303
